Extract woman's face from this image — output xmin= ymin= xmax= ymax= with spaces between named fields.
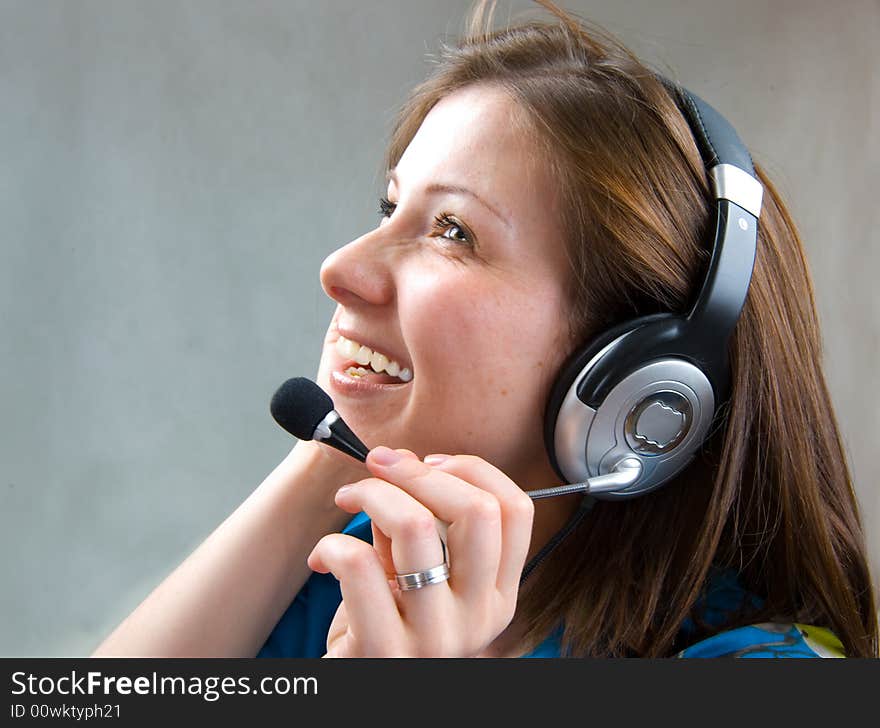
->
xmin=318 ymin=85 xmax=571 ymax=483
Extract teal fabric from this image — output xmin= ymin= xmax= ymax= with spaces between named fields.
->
xmin=673 ymin=564 xmax=844 ymax=658
xmin=675 ymin=622 xmax=844 ymax=658
xmin=257 ymin=513 xmax=841 ymax=658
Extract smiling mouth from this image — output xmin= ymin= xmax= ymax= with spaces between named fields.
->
xmin=335 ymin=335 xmax=412 ymax=384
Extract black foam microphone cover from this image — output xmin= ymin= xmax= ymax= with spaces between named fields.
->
xmin=270 ymin=377 xmax=334 ymax=441
xmin=269 ymin=377 xmax=369 ymax=462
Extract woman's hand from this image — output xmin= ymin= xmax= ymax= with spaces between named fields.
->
xmin=306 ymin=446 xmax=535 ymax=657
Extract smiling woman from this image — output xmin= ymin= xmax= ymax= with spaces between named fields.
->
xmin=318 ymin=84 xmax=571 ymax=497
xmin=90 ymin=0 xmax=878 ymax=659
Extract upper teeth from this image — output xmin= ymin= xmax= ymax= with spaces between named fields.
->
xmin=336 ymin=336 xmax=412 ymax=382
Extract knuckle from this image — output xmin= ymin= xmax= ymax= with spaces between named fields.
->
xmin=398 ymin=510 xmax=438 ymax=541
xmin=407 ymin=460 xmax=435 ymax=482
xmin=486 ymin=591 xmax=517 ymax=631
xmin=468 ymin=493 xmax=502 ymax=524
xmin=500 ymin=590 xmax=519 ymax=623
xmin=336 ymin=541 xmax=376 ymax=571
xmin=313 ymin=533 xmax=335 ymax=550
xmin=511 ymin=492 xmax=535 ymax=522
xmin=359 ymin=476 xmax=387 ymax=491
xmin=313 ymin=533 xmax=344 ymax=558
xmin=498 ymin=602 xmax=517 ymax=631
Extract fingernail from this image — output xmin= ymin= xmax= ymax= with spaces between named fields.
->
xmin=370 ymin=446 xmax=403 ymax=466
xmin=424 ymin=454 xmax=450 ymax=465
xmin=336 ymin=483 xmax=354 ymax=497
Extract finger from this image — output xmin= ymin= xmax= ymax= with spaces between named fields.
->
xmin=364 ymin=448 xmax=504 ymax=600
xmin=335 ymin=477 xmax=452 ymax=633
xmin=373 ymin=450 xmax=449 ymax=544
xmin=370 ymin=521 xmax=395 ymax=577
xmin=335 ymin=477 xmax=447 ymax=577
xmin=307 ymin=533 xmax=402 ymax=654
xmin=324 ymin=600 xmax=352 ymax=656
xmin=337 ymin=468 xmax=448 ymax=552
xmin=369 ymin=531 xmax=441 ymax=640
xmin=366 ymin=521 xmax=426 ymax=590
xmin=421 ymin=454 xmax=534 ymax=597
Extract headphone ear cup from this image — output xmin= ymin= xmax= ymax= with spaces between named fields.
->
xmin=544 ymin=312 xmax=675 ymax=482
xmin=584 ymin=357 xmax=715 ymax=499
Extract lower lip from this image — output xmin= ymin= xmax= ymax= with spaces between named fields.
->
xmin=329 ymin=367 xmax=412 ymax=396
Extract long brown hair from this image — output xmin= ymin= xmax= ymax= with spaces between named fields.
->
xmin=384 ymin=0 xmax=878 ymax=657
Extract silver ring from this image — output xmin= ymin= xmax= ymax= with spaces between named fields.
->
xmin=395 ymin=561 xmax=450 ymax=591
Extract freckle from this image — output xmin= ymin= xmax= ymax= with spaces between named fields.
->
xmin=535 ymin=361 xmax=544 ymax=368
xmin=501 ymin=389 xmax=508 ymax=396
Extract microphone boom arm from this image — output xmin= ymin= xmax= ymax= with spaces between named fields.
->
xmin=525 ymin=457 xmax=643 ymax=500
xmin=303 ymin=390 xmax=641 ymax=501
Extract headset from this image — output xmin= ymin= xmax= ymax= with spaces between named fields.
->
xmin=542 ymin=78 xmax=764 ymax=500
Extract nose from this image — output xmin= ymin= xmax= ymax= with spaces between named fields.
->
xmin=319 ymin=227 xmax=395 ymax=308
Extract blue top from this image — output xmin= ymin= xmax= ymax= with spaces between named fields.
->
xmin=257 ymin=512 xmax=844 ymax=658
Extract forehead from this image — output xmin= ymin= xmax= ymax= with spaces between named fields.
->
xmin=393 ymin=85 xmax=547 ymax=216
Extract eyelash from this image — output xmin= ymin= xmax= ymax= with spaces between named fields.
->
xmin=378 ymin=196 xmax=473 ymax=245
xmin=378 ymin=196 xmax=396 ymax=218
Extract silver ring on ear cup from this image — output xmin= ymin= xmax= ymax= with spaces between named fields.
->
xmin=624 ymin=390 xmax=693 ymax=455
xmin=588 ymin=359 xmax=714 ymax=499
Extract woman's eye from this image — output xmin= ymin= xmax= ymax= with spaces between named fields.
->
xmin=432 ymin=213 xmax=472 ymax=245
xmin=378 ymin=197 xmax=472 ymax=246
xmin=378 ymin=196 xmax=397 ymax=218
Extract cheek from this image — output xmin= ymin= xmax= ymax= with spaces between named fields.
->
xmin=406 ymin=274 xmax=566 ymax=420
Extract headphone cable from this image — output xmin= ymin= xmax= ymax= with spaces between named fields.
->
xmin=519 ymin=495 xmax=595 ymax=586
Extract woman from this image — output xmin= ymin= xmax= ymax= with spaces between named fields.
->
xmin=92 ymin=1 xmax=878 ymax=658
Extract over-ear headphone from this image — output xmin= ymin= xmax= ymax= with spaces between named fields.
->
xmin=542 ymin=78 xmax=764 ymax=500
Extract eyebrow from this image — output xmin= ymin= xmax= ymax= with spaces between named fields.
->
xmin=386 ymin=169 xmax=510 ymax=229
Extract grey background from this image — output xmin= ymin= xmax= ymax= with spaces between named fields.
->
xmin=1 ymin=0 xmax=876 ymax=656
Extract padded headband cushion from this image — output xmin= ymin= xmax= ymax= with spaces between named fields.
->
xmin=659 ymin=78 xmax=755 ymax=174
